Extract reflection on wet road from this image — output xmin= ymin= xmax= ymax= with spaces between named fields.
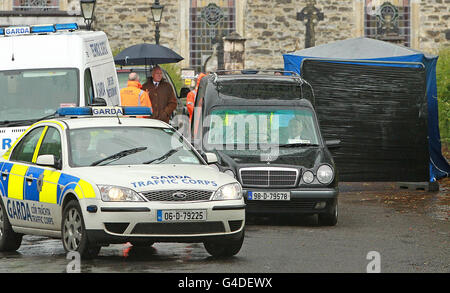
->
xmin=0 ymin=182 xmax=448 ymax=273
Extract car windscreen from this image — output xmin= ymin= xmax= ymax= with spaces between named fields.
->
xmin=216 ymin=80 xmax=302 ymax=100
xmin=205 ymin=108 xmax=320 ymax=149
xmin=0 ymin=68 xmax=79 ymax=122
xmin=68 ymin=126 xmax=202 ymax=167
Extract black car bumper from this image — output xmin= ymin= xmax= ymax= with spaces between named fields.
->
xmin=86 ymin=229 xmax=244 ymax=246
xmin=243 ymin=187 xmax=338 ymax=215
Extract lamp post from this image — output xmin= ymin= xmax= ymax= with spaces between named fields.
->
xmin=151 ymin=0 xmax=164 ymax=44
xmin=80 ymin=0 xmax=97 ymax=31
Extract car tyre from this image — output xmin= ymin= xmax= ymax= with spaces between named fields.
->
xmin=318 ymin=201 xmax=338 ymax=226
xmin=204 ymin=231 xmax=244 ymax=258
xmin=62 ymin=200 xmax=100 ymax=259
xmin=0 ymin=200 xmax=23 ymax=252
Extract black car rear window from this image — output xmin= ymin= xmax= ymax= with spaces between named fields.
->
xmin=216 ymin=80 xmax=302 ymax=100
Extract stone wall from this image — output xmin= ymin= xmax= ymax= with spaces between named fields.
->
xmin=0 ymin=0 xmax=447 ymax=74
xmin=94 ymin=0 xmax=180 ymax=55
xmin=417 ymin=0 xmax=450 ymax=54
xmin=243 ymin=0 xmax=355 ymax=69
xmin=87 ymin=0 xmax=450 ymax=69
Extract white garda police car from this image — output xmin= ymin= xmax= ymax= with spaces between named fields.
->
xmin=0 ymin=107 xmax=245 ymax=258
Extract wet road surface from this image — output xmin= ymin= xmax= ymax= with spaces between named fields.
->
xmin=0 ymin=181 xmax=448 ymax=273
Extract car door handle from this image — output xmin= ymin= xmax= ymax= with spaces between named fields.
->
xmin=1 ymin=171 xmax=8 ymax=180
xmin=25 ymin=177 xmax=34 ymax=186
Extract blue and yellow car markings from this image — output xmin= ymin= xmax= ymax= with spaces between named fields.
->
xmin=1 ymin=121 xmax=98 ymax=206
xmin=75 ymin=179 xmax=96 ymax=199
xmin=40 ymin=169 xmax=61 ymax=204
xmin=57 ymin=173 xmax=82 ymax=203
xmin=0 ymin=162 xmax=13 ymax=196
xmin=0 ymin=163 xmax=97 ymax=204
xmin=24 ymin=166 xmax=45 ymax=202
xmin=8 ymin=164 xmax=28 ymax=200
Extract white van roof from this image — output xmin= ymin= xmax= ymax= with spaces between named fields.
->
xmin=0 ymin=30 xmax=113 ymax=71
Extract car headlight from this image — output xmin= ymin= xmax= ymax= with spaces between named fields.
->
xmin=302 ymin=170 xmax=314 ymax=184
xmin=317 ymin=165 xmax=334 ymax=184
xmin=98 ymin=185 xmax=144 ymax=202
xmin=211 ymin=183 xmax=242 ymax=200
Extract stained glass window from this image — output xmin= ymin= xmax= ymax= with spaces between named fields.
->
xmin=364 ymin=0 xmax=410 ymax=47
xmin=189 ymin=0 xmax=236 ymax=72
xmin=12 ymin=0 xmax=59 ymax=11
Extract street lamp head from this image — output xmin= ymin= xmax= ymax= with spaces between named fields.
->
xmin=80 ymin=0 xmax=96 ymax=21
xmin=151 ymin=1 xmax=164 ymax=23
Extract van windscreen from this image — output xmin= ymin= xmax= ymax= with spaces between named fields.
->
xmin=216 ymin=80 xmax=302 ymax=100
xmin=0 ymin=68 xmax=79 ymax=122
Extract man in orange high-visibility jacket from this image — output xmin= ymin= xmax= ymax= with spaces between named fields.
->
xmin=120 ymin=72 xmax=152 ymax=112
xmin=186 ymin=72 xmax=206 ymax=122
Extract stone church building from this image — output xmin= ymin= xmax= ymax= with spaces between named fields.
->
xmin=1 ymin=0 xmax=449 ymax=73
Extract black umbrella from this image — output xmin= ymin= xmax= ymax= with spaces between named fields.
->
xmin=114 ymin=43 xmax=184 ymax=66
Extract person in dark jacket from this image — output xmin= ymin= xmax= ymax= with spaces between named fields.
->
xmin=142 ymin=66 xmax=177 ymax=123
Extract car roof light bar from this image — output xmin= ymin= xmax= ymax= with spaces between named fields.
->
xmin=0 ymin=23 xmax=79 ymax=37
xmin=31 ymin=25 xmax=56 ymax=34
xmin=57 ymin=106 xmax=152 ymax=117
xmin=54 ymin=23 xmax=79 ymax=31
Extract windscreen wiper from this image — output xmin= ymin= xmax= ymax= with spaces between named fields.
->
xmin=143 ymin=146 xmax=183 ymax=165
xmin=90 ymin=147 xmax=147 ymax=166
xmin=279 ymin=143 xmax=320 ymax=148
xmin=0 ymin=112 xmax=58 ymax=127
xmin=0 ymin=119 xmax=37 ymax=127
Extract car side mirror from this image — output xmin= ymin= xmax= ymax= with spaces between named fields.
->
xmin=180 ymin=87 xmax=190 ymax=99
xmin=90 ymin=98 xmax=107 ymax=106
xmin=36 ymin=155 xmax=57 ymax=169
xmin=325 ymin=139 xmax=341 ymax=149
xmin=204 ymin=152 xmax=218 ymax=164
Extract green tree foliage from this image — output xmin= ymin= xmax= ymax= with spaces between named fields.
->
xmin=437 ymin=47 xmax=450 ymax=143
xmin=160 ymin=63 xmax=183 ymax=95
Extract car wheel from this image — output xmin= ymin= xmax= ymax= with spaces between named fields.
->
xmin=318 ymin=201 xmax=338 ymax=226
xmin=0 ymin=200 xmax=23 ymax=252
xmin=204 ymin=231 xmax=245 ymax=258
xmin=62 ymin=200 xmax=100 ymax=259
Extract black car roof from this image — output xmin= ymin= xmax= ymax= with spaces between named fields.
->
xmin=201 ymin=75 xmax=315 ymax=115
xmin=211 ymin=73 xmax=304 ymax=83
xmin=199 ymin=74 xmax=315 ymax=113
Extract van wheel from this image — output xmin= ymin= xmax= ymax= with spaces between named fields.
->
xmin=318 ymin=201 xmax=338 ymax=226
xmin=0 ymin=200 xmax=23 ymax=252
xmin=62 ymin=200 xmax=100 ymax=259
xmin=204 ymin=231 xmax=244 ymax=258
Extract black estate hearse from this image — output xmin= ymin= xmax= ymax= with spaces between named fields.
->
xmin=190 ymin=70 xmax=340 ymax=226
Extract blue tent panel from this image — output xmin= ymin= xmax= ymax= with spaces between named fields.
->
xmin=283 ymin=38 xmax=449 ymax=181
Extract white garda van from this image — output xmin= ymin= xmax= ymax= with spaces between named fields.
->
xmin=0 ymin=23 xmax=120 ymax=156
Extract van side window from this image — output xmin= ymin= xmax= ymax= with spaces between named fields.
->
xmin=84 ymin=69 xmax=94 ymax=106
